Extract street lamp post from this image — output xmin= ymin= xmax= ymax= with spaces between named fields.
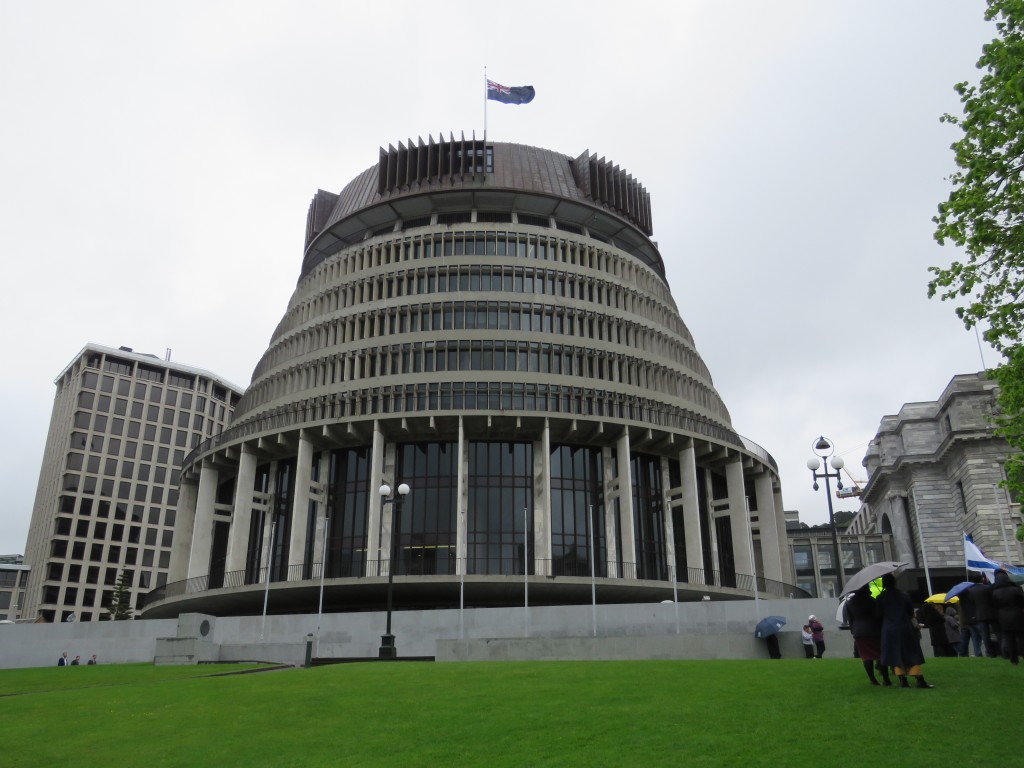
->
xmin=806 ymin=436 xmax=846 ymax=595
xmin=378 ymin=482 xmax=410 ymax=659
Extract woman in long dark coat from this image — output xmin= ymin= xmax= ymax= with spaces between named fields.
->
xmin=846 ymin=584 xmax=891 ymax=686
xmin=990 ymin=569 xmax=1024 ymax=664
xmin=875 ymin=573 xmax=933 ymax=688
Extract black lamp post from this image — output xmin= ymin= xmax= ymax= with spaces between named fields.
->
xmin=378 ymin=482 xmax=410 ymax=659
xmin=806 ymin=436 xmax=846 ymax=594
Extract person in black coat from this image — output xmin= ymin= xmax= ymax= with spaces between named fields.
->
xmin=921 ymin=603 xmax=954 ymax=657
xmin=957 ymin=585 xmax=985 ymax=657
xmin=973 ymin=574 xmax=1000 ymax=657
xmin=990 ymin=569 xmax=1024 ymax=665
xmin=876 ymin=573 xmax=933 ymax=688
xmin=846 ymin=585 xmax=891 ymax=686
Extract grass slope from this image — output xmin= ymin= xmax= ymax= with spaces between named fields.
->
xmin=1 ymin=658 xmax=1019 ymax=767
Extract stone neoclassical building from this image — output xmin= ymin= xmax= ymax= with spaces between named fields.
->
xmin=143 ymin=135 xmax=797 ymax=619
xmin=849 ymin=372 xmax=1023 ymax=594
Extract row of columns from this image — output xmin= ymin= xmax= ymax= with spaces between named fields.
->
xmin=174 ymin=422 xmax=789 ymax=590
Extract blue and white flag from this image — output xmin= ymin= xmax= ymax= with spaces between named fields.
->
xmin=964 ymin=533 xmax=1024 ymax=582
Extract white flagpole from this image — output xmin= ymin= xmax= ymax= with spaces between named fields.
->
xmin=316 ymin=506 xmax=330 ymax=656
xmin=261 ymin=519 xmax=276 ymax=641
xmin=588 ymin=504 xmax=597 ymax=638
xmin=484 ymin=66 xmax=488 ymax=141
xmin=523 ymin=505 xmax=529 ymax=637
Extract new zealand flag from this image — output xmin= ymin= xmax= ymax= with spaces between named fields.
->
xmin=487 ymin=79 xmax=536 ymax=105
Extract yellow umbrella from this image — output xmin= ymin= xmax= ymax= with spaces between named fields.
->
xmin=925 ymin=592 xmax=959 ymax=604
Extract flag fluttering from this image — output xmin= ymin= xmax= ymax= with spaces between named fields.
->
xmin=487 ymin=79 xmax=535 ymax=105
xmin=964 ymin=533 xmax=1024 ymax=583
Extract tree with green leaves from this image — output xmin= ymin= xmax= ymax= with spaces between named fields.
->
xmin=930 ymin=0 xmax=1024 ymax=351
xmin=931 ymin=0 xmax=1024 ymax=538
xmin=107 ymin=567 xmax=134 ymax=621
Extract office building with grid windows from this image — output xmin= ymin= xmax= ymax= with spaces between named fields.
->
xmin=142 ymin=136 xmax=799 ymax=620
xmin=21 ymin=345 xmax=242 ymax=623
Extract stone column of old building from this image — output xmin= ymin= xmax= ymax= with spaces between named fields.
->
xmin=885 ymin=493 xmax=918 ymax=566
xmin=679 ymin=443 xmax=704 ymax=582
xmin=187 ymin=464 xmax=219 ymax=580
xmin=287 ymin=433 xmax=315 ymax=579
xmin=534 ymin=421 xmax=552 ymax=576
xmin=169 ymin=477 xmax=199 ymax=583
xmin=616 ymin=432 xmax=637 ymax=574
xmin=226 ymin=448 xmax=258 ymax=575
xmin=753 ymin=470 xmax=784 ymax=583
xmin=725 ymin=456 xmax=754 ymax=580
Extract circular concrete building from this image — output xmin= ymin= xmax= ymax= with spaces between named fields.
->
xmin=143 ymin=135 xmax=796 ymax=619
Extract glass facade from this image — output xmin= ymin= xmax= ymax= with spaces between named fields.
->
xmin=467 ymin=442 xmax=533 ymax=576
xmin=550 ymin=445 xmax=605 ymax=577
xmin=395 ymin=443 xmax=457 ymax=576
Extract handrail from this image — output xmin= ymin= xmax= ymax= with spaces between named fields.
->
xmin=142 ymin=558 xmax=809 ymax=608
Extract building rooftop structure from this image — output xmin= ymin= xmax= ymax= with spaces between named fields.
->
xmin=143 ymin=136 xmax=801 ymax=628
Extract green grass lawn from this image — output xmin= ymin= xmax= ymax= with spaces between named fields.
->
xmin=1 ymin=657 xmax=1019 ymax=767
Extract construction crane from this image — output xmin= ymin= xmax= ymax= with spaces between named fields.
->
xmin=835 ymin=465 xmax=865 ymax=499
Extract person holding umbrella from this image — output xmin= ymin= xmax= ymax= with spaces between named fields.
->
xmin=846 ymin=584 xmax=891 ymax=686
xmin=755 ymin=616 xmax=786 ymax=659
xmin=952 ymin=581 xmax=985 ymax=657
xmin=876 ymin=573 xmax=934 ymax=689
xmin=974 ymin=574 xmax=1000 ymax=657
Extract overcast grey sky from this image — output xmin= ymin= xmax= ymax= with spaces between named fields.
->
xmin=0 ymin=1 xmax=997 ymax=554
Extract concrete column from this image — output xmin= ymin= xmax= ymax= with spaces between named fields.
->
xmin=534 ymin=422 xmax=552 ymax=575
xmin=754 ymin=470 xmax=784 ymax=583
xmin=187 ymin=465 xmax=219 ymax=580
xmin=170 ymin=478 xmax=198 ymax=584
xmin=456 ymin=418 xmax=468 ymax=576
xmin=226 ymin=448 xmax=258 ymax=575
xmin=312 ymin=452 xmax=331 ymax=576
xmin=602 ymin=445 xmax=619 ymax=578
xmin=367 ymin=423 xmax=386 ymax=575
xmin=287 ymin=434 xmax=315 ymax=579
xmin=660 ymin=457 xmax=677 ymax=581
xmin=260 ymin=461 xmax=279 ymax=575
xmin=616 ymin=432 xmax=637 ymax=573
xmin=679 ymin=444 xmax=704 ymax=581
xmin=725 ymin=457 xmax=753 ymax=578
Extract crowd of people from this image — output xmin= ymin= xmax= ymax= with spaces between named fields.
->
xmin=844 ymin=568 xmax=1024 ymax=688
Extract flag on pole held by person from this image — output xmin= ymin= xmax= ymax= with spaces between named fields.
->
xmin=487 ymin=79 xmax=535 ymax=105
xmin=964 ymin=533 xmax=1024 ymax=583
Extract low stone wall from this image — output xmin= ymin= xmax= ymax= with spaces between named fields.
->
xmin=0 ymin=598 xmax=848 ymax=668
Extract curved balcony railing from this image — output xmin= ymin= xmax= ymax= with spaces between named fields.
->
xmin=142 ymin=558 xmax=810 ymax=609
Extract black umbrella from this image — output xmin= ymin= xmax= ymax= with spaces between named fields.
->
xmin=840 ymin=561 xmax=908 ymax=597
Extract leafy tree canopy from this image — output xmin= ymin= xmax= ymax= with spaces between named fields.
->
xmin=930 ymin=0 xmax=1024 ymax=352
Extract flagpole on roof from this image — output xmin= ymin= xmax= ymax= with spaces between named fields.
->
xmin=483 ymin=65 xmax=488 ymax=142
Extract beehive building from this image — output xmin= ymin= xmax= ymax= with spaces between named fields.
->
xmin=144 ymin=136 xmax=795 ymax=619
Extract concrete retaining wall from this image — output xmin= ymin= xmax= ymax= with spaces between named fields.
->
xmin=0 ymin=598 xmax=848 ymax=668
